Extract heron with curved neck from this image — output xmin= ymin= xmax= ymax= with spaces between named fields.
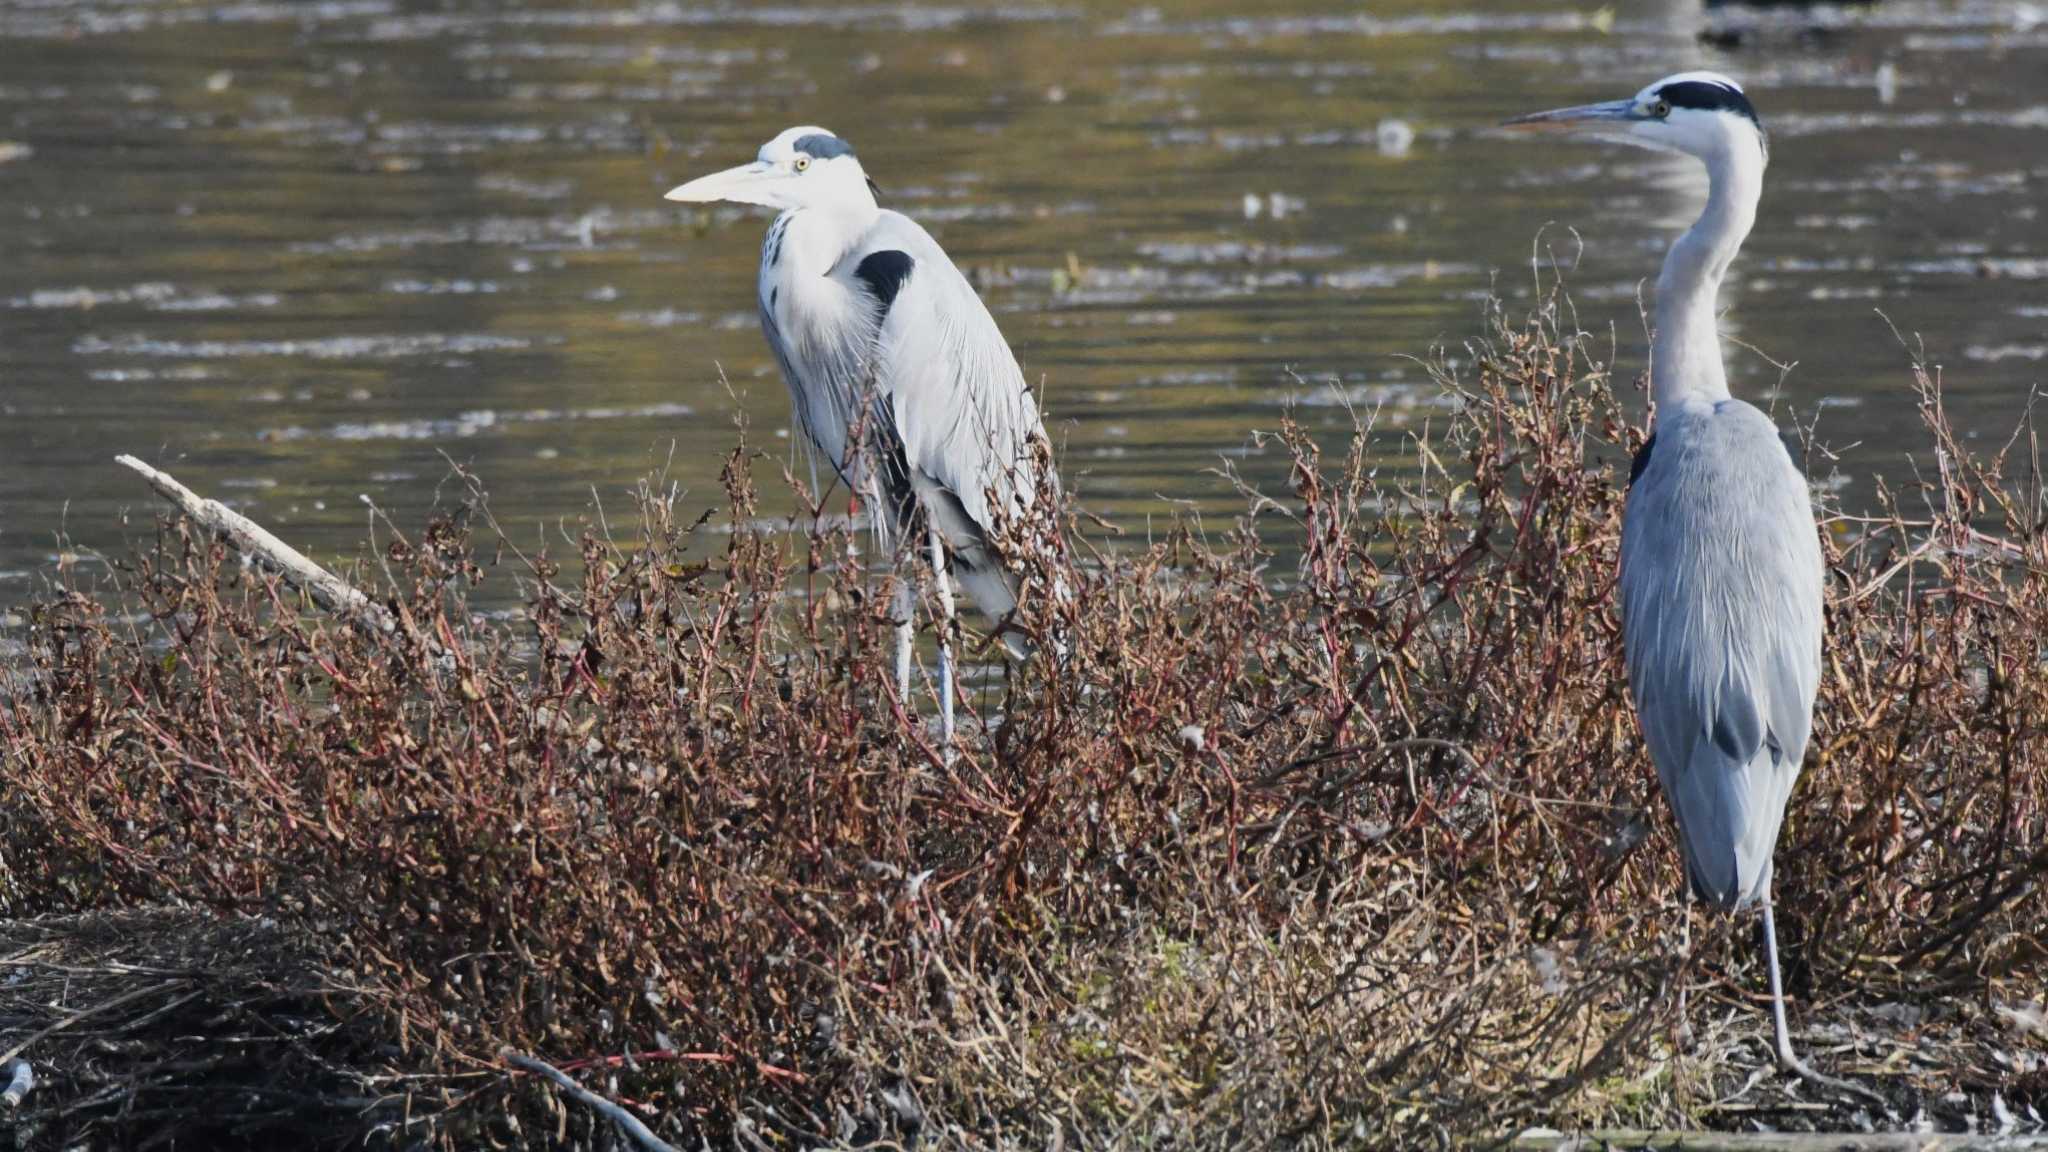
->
xmin=1509 ymin=73 xmax=1874 ymax=1101
xmin=666 ymin=127 xmax=1058 ymax=757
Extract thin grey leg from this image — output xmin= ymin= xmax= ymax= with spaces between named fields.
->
xmin=852 ymin=489 xmax=910 ymax=699
xmin=925 ymin=519 xmax=956 ymax=761
xmin=1762 ymin=899 xmax=1883 ymax=1104
xmin=891 ymin=578 xmax=913 ymax=702
xmin=1762 ymin=900 xmax=1795 ymax=1067
xmin=1676 ymin=886 xmax=1694 ymax=1049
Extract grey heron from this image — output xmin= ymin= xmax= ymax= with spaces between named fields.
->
xmin=1507 ymin=73 xmax=1868 ymax=1095
xmin=665 ymin=127 xmax=1055 ymax=751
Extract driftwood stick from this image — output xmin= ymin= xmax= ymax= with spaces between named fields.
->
xmin=503 ymin=1050 xmax=679 ymax=1152
xmin=114 ymin=454 xmax=400 ymax=641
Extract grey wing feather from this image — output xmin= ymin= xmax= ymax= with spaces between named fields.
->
xmin=845 ymin=211 xmax=1052 ymax=621
xmin=859 ymin=211 xmax=1050 ymax=532
xmin=1619 ymin=400 xmax=1823 ymax=908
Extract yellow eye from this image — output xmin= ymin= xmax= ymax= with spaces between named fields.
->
xmin=794 ymin=154 xmax=811 ymax=172
xmin=1652 ymin=99 xmax=1672 ymax=119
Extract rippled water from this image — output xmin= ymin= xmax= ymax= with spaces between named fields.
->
xmin=1 ymin=0 xmax=2042 ymax=607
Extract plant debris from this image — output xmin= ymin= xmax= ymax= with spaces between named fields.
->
xmin=0 ymin=909 xmax=406 ymax=1148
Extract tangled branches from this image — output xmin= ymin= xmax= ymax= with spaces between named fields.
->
xmin=1 ymin=293 xmax=2042 ymax=1148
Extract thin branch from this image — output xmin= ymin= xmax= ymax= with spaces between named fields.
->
xmin=502 ymin=1050 xmax=680 ymax=1152
xmin=0 ymin=980 xmax=186 ymax=1067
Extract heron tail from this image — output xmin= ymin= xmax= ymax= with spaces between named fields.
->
xmin=1666 ymin=727 xmax=1797 ymax=909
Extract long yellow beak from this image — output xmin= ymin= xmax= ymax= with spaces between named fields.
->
xmin=663 ymin=160 xmax=779 ymax=206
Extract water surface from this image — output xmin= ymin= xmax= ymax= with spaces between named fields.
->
xmin=1 ymin=0 xmax=2043 ymax=606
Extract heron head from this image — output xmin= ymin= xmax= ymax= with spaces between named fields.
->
xmin=664 ymin=126 xmax=878 ymax=213
xmin=1504 ymin=71 xmax=1767 ymax=167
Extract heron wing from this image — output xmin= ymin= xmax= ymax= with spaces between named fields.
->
xmin=1619 ymin=400 xmax=1823 ymax=907
xmin=844 ymin=211 xmax=1050 ymax=570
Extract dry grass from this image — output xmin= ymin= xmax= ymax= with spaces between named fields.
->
xmin=1 ymin=286 xmax=2044 ymax=1149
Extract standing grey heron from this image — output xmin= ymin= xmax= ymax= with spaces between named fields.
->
xmin=664 ymin=127 xmax=1055 ymax=750
xmin=1507 ymin=74 xmax=1867 ymax=1095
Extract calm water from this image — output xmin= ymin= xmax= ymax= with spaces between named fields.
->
xmin=0 ymin=0 xmax=2043 ymax=609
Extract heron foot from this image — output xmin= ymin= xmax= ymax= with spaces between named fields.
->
xmin=1671 ymin=891 xmax=1696 ymax=1050
xmin=1759 ymin=901 xmax=1885 ymax=1107
xmin=1773 ymin=1040 xmax=1885 ymax=1106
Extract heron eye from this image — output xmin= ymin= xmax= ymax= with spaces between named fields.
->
xmin=1652 ymin=99 xmax=1672 ymax=119
xmin=794 ymin=154 xmax=811 ymax=172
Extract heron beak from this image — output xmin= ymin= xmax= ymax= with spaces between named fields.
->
xmin=1502 ymin=99 xmax=1640 ymax=133
xmin=663 ymin=160 xmax=781 ymax=207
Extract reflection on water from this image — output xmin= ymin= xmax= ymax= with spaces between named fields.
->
xmin=0 ymin=0 xmax=2042 ymax=606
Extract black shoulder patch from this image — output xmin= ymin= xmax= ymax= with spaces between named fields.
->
xmin=1656 ymin=80 xmax=1762 ymax=129
xmin=792 ymin=132 xmax=855 ymax=160
xmin=1628 ymin=432 xmax=1655 ymax=488
xmin=855 ymin=250 xmax=915 ymax=313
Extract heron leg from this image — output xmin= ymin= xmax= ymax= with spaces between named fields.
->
xmin=854 ymin=486 xmax=912 ymax=701
xmin=1761 ymin=900 xmax=1883 ymax=1104
xmin=890 ymin=578 xmax=913 ymax=703
xmin=847 ymin=491 xmax=862 ymax=565
xmin=925 ymin=518 xmax=956 ymax=762
xmin=1675 ymin=886 xmax=1694 ymax=1049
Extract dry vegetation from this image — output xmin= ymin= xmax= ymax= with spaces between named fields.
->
xmin=2 ymin=288 xmax=2045 ymax=1149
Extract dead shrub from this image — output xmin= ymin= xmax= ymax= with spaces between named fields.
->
xmin=1 ymin=286 xmax=2043 ymax=1148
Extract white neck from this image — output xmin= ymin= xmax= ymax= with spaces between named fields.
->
xmin=779 ymin=200 xmax=880 ymax=277
xmin=1651 ymin=138 xmax=1763 ymax=412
